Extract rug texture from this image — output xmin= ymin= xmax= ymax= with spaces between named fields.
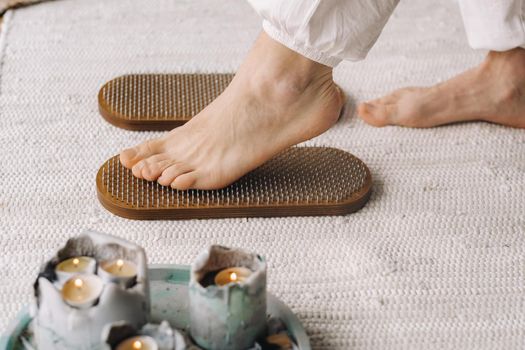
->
xmin=0 ymin=0 xmax=524 ymax=349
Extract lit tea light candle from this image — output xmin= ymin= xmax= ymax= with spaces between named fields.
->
xmin=214 ymin=267 xmax=253 ymax=286
xmin=55 ymin=256 xmax=96 ymax=284
xmin=61 ymin=274 xmax=104 ymax=309
xmin=116 ymin=336 xmax=158 ymax=350
xmin=98 ymin=259 xmax=138 ymax=288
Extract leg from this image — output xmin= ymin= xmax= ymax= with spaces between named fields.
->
xmin=120 ymin=0 xmax=399 ymax=190
xmin=358 ymin=0 xmax=525 ymax=128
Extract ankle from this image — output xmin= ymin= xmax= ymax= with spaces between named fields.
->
xmin=479 ymin=48 xmax=525 ymax=106
xmin=483 ymin=48 xmax=525 ymax=74
xmin=239 ymin=32 xmax=334 ymax=104
xmin=254 ymin=32 xmax=331 ymax=80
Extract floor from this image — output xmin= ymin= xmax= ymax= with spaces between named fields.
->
xmin=0 ymin=1 xmax=524 ymax=349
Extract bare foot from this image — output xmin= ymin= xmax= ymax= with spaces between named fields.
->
xmin=119 ymin=32 xmax=344 ymax=190
xmin=358 ymin=48 xmax=525 ymax=128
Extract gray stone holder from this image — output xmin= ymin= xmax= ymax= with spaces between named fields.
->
xmin=33 ymin=230 xmax=150 ymax=350
xmin=189 ymin=245 xmax=267 ymax=350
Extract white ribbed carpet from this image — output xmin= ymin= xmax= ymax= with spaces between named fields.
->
xmin=1 ymin=0 xmax=525 ymax=349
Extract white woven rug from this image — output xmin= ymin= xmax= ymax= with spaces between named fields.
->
xmin=1 ymin=0 xmax=524 ymax=349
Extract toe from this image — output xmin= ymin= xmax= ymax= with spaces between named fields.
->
xmin=132 ymin=160 xmax=147 ymax=178
xmin=141 ymin=155 xmax=172 ymax=181
xmin=120 ymin=148 xmax=137 ymax=168
xmin=171 ymin=172 xmax=198 ymax=190
xmin=158 ymin=164 xmax=192 ymax=187
xmin=119 ymin=139 xmax=163 ymax=169
xmin=357 ymin=102 xmax=395 ymax=127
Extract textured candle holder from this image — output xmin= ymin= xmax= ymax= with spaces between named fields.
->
xmin=189 ymin=246 xmax=267 ymax=350
xmin=2 ymin=264 xmax=310 ymax=350
xmin=33 ymin=230 xmax=150 ymax=350
xmin=103 ymin=320 xmax=188 ymax=350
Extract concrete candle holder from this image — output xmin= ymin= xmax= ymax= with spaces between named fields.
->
xmin=33 ymin=230 xmax=150 ymax=350
xmin=102 ymin=320 xmax=187 ymax=350
xmin=189 ymin=245 xmax=267 ymax=350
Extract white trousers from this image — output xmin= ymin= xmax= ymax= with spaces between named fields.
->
xmin=248 ymin=0 xmax=525 ymax=67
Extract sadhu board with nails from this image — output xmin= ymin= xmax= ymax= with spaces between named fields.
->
xmin=98 ymin=74 xmax=234 ymax=131
xmin=96 ymin=147 xmax=372 ymax=220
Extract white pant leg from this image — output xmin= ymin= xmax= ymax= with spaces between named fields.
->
xmin=247 ymin=0 xmax=399 ymax=67
xmin=459 ymin=0 xmax=525 ymax=51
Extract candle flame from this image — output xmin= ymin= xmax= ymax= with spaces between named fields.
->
xmin=72 ymin=258 xmax=80 ymax=267
xmin=74 ymin=278 xmax=83 ymax=288
xmin=230 ymin=272 xmax=238 ymax=282
xmin=117 ymin=259 xmax=124 ymax=271
xmin=132 ymin=340 xmax=143 ymax=349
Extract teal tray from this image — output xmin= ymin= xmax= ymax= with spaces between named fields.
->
xmin=0 ymin=265 xmax=310 ymax=350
